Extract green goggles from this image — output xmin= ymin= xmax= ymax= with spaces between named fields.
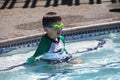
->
xmin=44 ymin=23 xmax=64 ymax=30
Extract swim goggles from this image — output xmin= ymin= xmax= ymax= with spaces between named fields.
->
xmin=44 ymin=23 xmax=64 ymax=30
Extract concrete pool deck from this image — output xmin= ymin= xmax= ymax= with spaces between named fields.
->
xmin=0 ymin=0 xmax=120 ymax=42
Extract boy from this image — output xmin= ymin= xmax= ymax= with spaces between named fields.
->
xmin=27 ymin=12 xmax=81 ymax=64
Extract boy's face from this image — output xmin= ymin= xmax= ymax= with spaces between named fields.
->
xmin=44 ymin=21 xmax=63 ymax=39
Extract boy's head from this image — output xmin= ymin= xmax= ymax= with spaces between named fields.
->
xmin=42 ymin=12 xmax=64 ymax=39
xmin=42 ymin=12 xmax=62 ymax=28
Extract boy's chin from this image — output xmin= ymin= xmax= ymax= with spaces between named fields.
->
xmin=57 ymin=33 xmax=61 ymax=36
xmin=54 ymin=35 xmax=60 ymax=38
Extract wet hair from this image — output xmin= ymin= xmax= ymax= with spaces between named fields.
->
xmin=42 ymin=12 xmax=62 ymax=27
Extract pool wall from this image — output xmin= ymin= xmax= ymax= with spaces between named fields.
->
xmin=0 ymin=21 xmax=120 ymax=55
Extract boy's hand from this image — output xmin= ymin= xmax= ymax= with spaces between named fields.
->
xmin=69 ymin=59 xmax=83 ymax=64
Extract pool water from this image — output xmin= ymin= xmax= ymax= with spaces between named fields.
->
xmin=0 ymin=32 xmax=120 ymax=80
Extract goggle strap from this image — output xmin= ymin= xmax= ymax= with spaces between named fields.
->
xmin=43 ymin=26 xmax=52 ymax=28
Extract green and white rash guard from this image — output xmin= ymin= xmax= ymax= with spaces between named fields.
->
xmin=27 ymin=34 xmax=69 ymax=63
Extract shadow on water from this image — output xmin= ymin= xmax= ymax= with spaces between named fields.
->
xmin=0 ymin=0 xmax=119 ymax=9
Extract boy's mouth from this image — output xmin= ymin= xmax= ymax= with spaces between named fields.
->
xmin=57 ymin=32 xmax=61 ymax=35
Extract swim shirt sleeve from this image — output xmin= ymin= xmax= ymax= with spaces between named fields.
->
xmin=59 ymin=36 xmax=68 ymax=54
xmin=33 ymin=35 xmax=51 ymax=57
xmin=59 ymin=36 xmax=65 ymax=44
xmin=26 ymin=35 xmax=51 ymax=63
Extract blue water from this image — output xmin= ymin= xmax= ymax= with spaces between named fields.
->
xmin=0 ymin=32 xmax=120 ymax=80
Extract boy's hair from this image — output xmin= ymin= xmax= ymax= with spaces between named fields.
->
xmin=42 ymin=12 xmax=62 ymax=27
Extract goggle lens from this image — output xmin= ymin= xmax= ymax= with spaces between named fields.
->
xmin=44 ymin=23 xmax=64 ymax=30
xmin=52 ymin=23 xmax=64 ymax=30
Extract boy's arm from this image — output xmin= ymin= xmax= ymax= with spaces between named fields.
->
xmin=26 ymin=35 xmax=51 ymax=63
